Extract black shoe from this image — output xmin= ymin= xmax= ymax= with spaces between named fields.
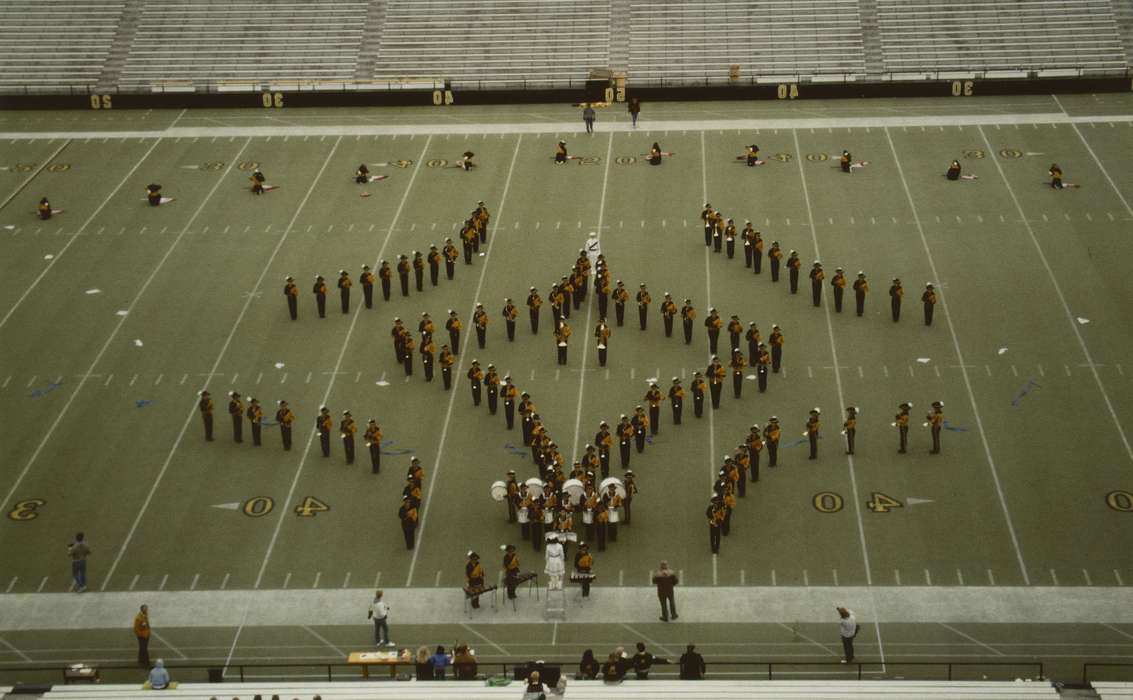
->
xmin=660 ymin=617 xmax=668 ymax=622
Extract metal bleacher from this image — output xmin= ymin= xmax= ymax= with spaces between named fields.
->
xmin=1096 ymin=682 xmax=1133 ymax=699
xmin=0 ymin=0 xmax=124 ymax=92
xmin=117 ymin=0 xmax=369 ymax=91
xmin=372 ymin=0 xmax=611 ymax=89
xmin=627 ymin=0 xmax=867 ymax=85
xmin=877 ymin=0 xmax=1128 ymax=77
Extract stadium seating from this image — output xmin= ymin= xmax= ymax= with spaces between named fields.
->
xmin=372 ymin=0 xmax=612 ymax=89
xmin=0 ymin=0 xmax=124 ymax=92
xmin=1095 ymin=682 xmax=1133 ymax=699
xmin=37 ymin=678 xmax=1060 ymax=699
xmin=626 ymin=0 xmax=867 ymax=84
xmin=877 ymin=0 xmax=1128 ymax=76
xmin=118 ymin=0 xmax=369 ymax=90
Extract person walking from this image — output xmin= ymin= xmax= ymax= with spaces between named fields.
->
xmin=652 ymin=561 xmax=678 ymax=622
xmin=837 ymin=606 xmax=859 ymax=663
xmin=583 ymin=103 xmax=596 ymax=134
xmin=627 ymin=97 xmax=641 ymax=128
xmin=68 ymin=532 xmax=90 ymax=592
xmin=134 ymin=604 xmax=151 ymax=668
xmin=678 ymin=644 xmax=705 ymax=680
xmin=368 ymin=590 xmax=393 ymax=647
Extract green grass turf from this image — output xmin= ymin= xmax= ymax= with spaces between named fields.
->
xmin=0 ymin=98 xmax=1132 ymax=606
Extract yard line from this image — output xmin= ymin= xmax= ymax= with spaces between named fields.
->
xmin=313 ymin=571 xmax=322 ymax=588
xmin=152 ymin=631 xmax=187 ymax=660
xmin=302 ymin=625 xmax=345 ymax=656
xmin=158 ymin=574 xmax=168 ymax=590
xmin=0 ymin=139 xmax=251 ymax=532
xmin=1056 ymin=98 xmax=1133 ymax=220
xmin=460 ymin=623 xmax=510 ymax=656
xmin=887 ymin=127 xmax=1030 ymax=584
xmin=220 ymin=572 xmax=230 ymax=589
xmin=0 ymin=635 xmax=32 ymax=663
xmin=0 ymin=138 xmax=159 ymax=332
xmin=4 ymin=576 xmax=15 ymax=593
xmin=253 ymin=137 xmax=431 ymax=590
xmin=189 ymin=573 xmax=199 ymax=591
xmin=1116 ymin=570 xmax=1125 ymax=586
xmin=221 ymin=608 xmax=248 ymax=678
xmin=939 ymin=623 xmax=1005 ymax=656
xmin=98 ymin=137 xmax=332 ymax=590
xmin=1083 ymin=569 xmax=1093 ymax=586
xmin=792 ymin=129 xmax=883 ymax=667
xmin=569 ymin=131 xmax=613 ymax=462
xmin=405 ymin=135 xmax=522 ymax=587
xmin=978 ymin=125 xmax=1133 ymax=468
xmin=701 ymin=131 xmax=717 ymax=489
xmin=1103 ymin=623 xmax=1133 ymax=641
xmin=0 ymin=139 xmax=70 ymax=216
xmin=778 ymin=622 xmax=837 ymax=657
xmin=36 ymin=577 xmax=47 ymax=592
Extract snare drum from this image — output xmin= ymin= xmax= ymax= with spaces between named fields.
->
xmin=543 ymin=510 xmax=554 ymax=525
xmin=582 ymin=509 xmax=593 ymax=524
xmin=517 ymin=508 xmax=529 ymax=524
xmin=608 ymin=509 xmax=620 ymax=523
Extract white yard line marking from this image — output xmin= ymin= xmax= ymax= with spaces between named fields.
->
xmin=569 ymin=131 xmax=613 ymax=462
xmin=128 ymin=574 xmax=139 ymax=590
xmin=778 ymin=622 xmax=838 ymax=657
xmin=1116 ymin=570 xmax=1126 ymax=586
xmin=979 ymin=124 xmax=1133 ymax=468
xmin=152 ymin=631 xmax=187 ymax=660
xmin=36 ymin=577 xmax=47 ymax=592
xmin=1083 ymin=569 xmax=1093 ymax=586
xmin=2 ymin=139 xmax=251 ymax=537
xmin=888 ymin=127 xmax=1030 ymax=584
xmin=620 ymin=623 xmax=677 ymax=657
xmin=793 ymin=129 xmax=884 ymax=667
xmin=0 ymin=138 xmax=71 ymax=215
xmin=957 ymin=569 xmax=965 ymax=586
xmin=406 ymin=135 xmax=522 ymax=587
xmin=98 ymin=138 xmax=327 ymax=589
xmin=4 ymin=576 xmax=16 ymax=593
xmin=1059 ymin=99 xmax=1133 ymax=220
xmin=460 ymin=623 xmax=510 ymax=655
xmin=313 ymin=571 xmax=322 ymax=588
xmin=158 ymin=574 xmax=168 ymax=591
xmin=0 ymin=635 xmax=33 ymax=662
xmin=0 ymin=138 xmax=156 ymax=331
xmin=282 ymin=572 xmax=292 ymax=589
xmin=220 ymin=572 xmax=230 ymax=590
xmin=189 ymin=573 xmax=199 ymax=591
xmin=302 ymin=625 xmax=345 ymax=655
xmin=222 ymin=607 xmax=249 ymax=678
xmin=1103 ymin=623 xmax=1133 ymax=641
xmin=255 ymin=137 xmax=431 ymax=590
xmin=940 ymin=623 xmax=1005 ymax=656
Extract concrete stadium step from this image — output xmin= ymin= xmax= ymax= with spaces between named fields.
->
xmin=96 ymin=0 xmax=143 ymax=92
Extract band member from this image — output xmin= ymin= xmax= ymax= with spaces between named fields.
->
xmin=485 ymin=364 xmax=500 ymax=414
xmin=603 ymin=483 xmax=622 ymax=541
xmin=378 ymin=260 xmax=392 ymax=301
xmin=617 ymin=415 xmax=633 ymax=469
xmin=526 ymin=287 xmax=542 ymax=334
xmin=926 ymin=401 xmax=944 ymax=454
xmin=747 ymin=425 xmax=763 ymax=481
xmin=632 ymin=406 xmax=648 ymax=453
xmin=894 ymin=402 xmax=911 ymax=453
xmin=768 ymin=241 xmax=782 ymax=281
xmin=668 ymin=378 xmax=684 ymax=425
xmin=502 ymin=298 xmax=518 ymax=341
xmin=446 ymin=310 xmax=462 ymax=353
xmin=595 ymin=319 xmax=611 ymax=366
xmin=623 ymin=471 xmax=637 ymax=524
xmin=317 ymin=406 xmax=332 ymax=457
xmin=426 ymin=245 xmax=441 ymax=286
xmin=707 ymin=356 xmax=725 ymax=409
xmin=756 ymin=342 xmax=770 ymax=393
xmin=752 ymin=227 xmax=764 ymax=273
xmin=276 ymin=400 xmax=294 ymax=450
xmin=474 ymin=200 xmax=490 ymax=244
xmin=805 ymin=408 xmax=820 ymax=460
xmin=399 ymin=496 xmax=418 ymax=549
xmin=810 ymin=262 xmax=824 ymax=307
xmin=502 ymin=545 xmax=520 ymax=600
xmin=443 ymin=238 xmax=458 ymax=280
xmin=555 ymin=140 xmax=569 ymax=164
xmin=359 ymin=265 xmax=374 ymax=308
xmin=340 ymin=410 xmax=356 ymax=464
xmin=843 ymin=406 xmax=857 ymax=455
xmin=612 ymin=281 xmax=628 ymax=326
xmin=701 ymin=203 xmax=715 ymax=246
xmin=681 ymin=299 xmax=696 ymax=344
xmin=889 ymin=278 xmax=903 ymax=322
xmin=691 ymin=371 xmax=706 ymax=418
xmin=401 ymin=334 xmax=416 ymax=376
xmin=769 ymin=325 xmax=784 ymax=373
xmin=337 ymin=270 xmax=352 ymax=314
xmin=730 ymin=349 xmax=746 ymax=399
xmin=840 ymin=150 xmax=867 ymax=173
xmin=246 ymin=397 xmax=262 ymax=446
xmin=198 ymin=390 xmax=214 ymax=441
xmin=145 ymin=183 xmax=174 ymax=206
xmin=660 ymin=294 xmax=677 ymax=337
xmin=852 ymin=272 xmax=868 ymax=316
xmin=459 ymin=151 xmax=476 ymax=171
xmin=413 ymin=251 xmax=425 ymax=291
xmin=529 ymin=491 xmax=545 ymax=552
xmin=465 ymin=552 xmax=485 ymax=608
xmin=724 ymin=219 xmax=736 ymax=258
xmin=37 ymin=196 xmax=62 ymax=219
xmin=574 ymin=542 xmax=593 ymax=597
xmin=227 ymin=391 xmax=243 ymax=443
xmin=472 ymin=303 xmax=488 ymax=348
xmin=741 ymin=221 xmax=755 ymax=266
xmin=946 ymin=159 xmax=978 ymax=181
xmin=312 ymin=275 xmax=327 ymax=318
xmin=745 ymin=322 xmax=761 ymax=365
xmin=283 ymin=276 xmax=299 ymax=320
xmin=644 ymin=384 xmax=662 ymax=434
xmin=249 ymin=168 xmax=277 ymax=193
xmin=727 ymin=315 xmax=743 ymax=352
xmin=555 ymin=321 xmax=571 ymax=365
xmin=502 ymin=377 xmax=518 ymax=428
xmin=595 ymin=422 xmax=613 ymax=477
xmin=704 ymin=308 xmax=722 ymax=355
xmin=922 ymin=283 xmax=937 ymax=326
xmin=364 ymin=419 xmax=382 ymax=473
xmin=467 ymin=360 xmax=483 ymax=406
xmin=707 ymin=495 xmax=725 ymax=554
xmin=1049 ymin=163 xmax=1079 ymax=189
xmin=787 ymin=250 xmax=801 ymax=294
xmin=765 ymin=416 xmax=781 ymax=467
xmin=636 ymin=284 xmax=651 ymax=330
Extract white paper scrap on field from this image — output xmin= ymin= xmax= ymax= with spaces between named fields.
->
xmin=274 ymin=362 xmax=285 ymax=369
xmin=116 ymin=310 xmax=128 ymax=316
xmin=916 ymin=357 xmax=931 ymax=364
xmin=997 ymin=347 xmax=1008 ymax=355
xmin=1076 ymin=317 xmax=1090 ymax=325
xmin=44 ymin=254 xmax=54 ymax=260
xmin=133 ymin=339 xmax=144 ymax=347
xmin=85 ymin=288 xmax=101 ymax=295
xmin=375 ymin=380 xmax=390 ymax=387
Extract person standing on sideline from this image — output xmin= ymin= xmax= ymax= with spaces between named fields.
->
xmin=837 ymin=607 xmax=859 ymax=663
xmin=652 ymin=561 xmax=678 ymax=622
xmin=134 ymin=604 xmax=151 ymax=667
xmin=368 ymin=590 xmax=393 ymax=646
xmin=68 ymin=532 xmax=90 ymax=592
xmin=583 ymin=103 xmax=596 ymax=134
xmin=678 ymin=644 xmax=705 ymax=679
xmin=627 ymin=97 xmax=641 ymax=128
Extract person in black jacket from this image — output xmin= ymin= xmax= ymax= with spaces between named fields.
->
xmin=578 ymin=649 xmax=599 ymax=679
xmin=679 ymin=644 xmax=705 ymax=680
xmin=632 ymin=641 xmax=666 ymax=680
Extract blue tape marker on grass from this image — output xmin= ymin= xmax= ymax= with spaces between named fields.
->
xmin=30 ymin=381 xmax=63 ymax=398
xmin=1010 ymin=378 xmax=1042 ymax=407
xmin=134 ymin=399 xmax=152 ymax=408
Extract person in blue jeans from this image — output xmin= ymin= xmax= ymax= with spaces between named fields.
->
xmin=430 ymin=645 xmax=452 ymax=679
xmin=68 ymin=532 xmax=90 ymax=592
xmin=368 ymin=590 xmax=393 ymax=646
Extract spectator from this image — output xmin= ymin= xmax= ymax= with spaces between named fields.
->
xmin=601 ymin=652 xmax=623 ymax=682
xmin=133 ymin=604 xmax=151 ymax=668
xmin=524 ymin=670 xmax=547 ymax=700
xmin=577 ymin=649 xmax=599 ymax=679
xmin=652 ymin=560 xmax=679 ymax=622
xmin=837 ymin=607 xmax=858 ymax=663
xmin=582 ymin=104 xmax=596 ymax=134
xmin=453 ymin=643 xmax=478 ymax=680
xmin=68 ymin=532 xmax=90 ymax=593
xmin=678 ymin=644 xmax=705 ymax=680
xmin=627 ymin=97 xmax=641 ymax=128
xmin=430 ymin=645 xmax=451 ymax=679
xmin=632 ymin=641 xmax=663 ymax=680
xmin=368 ymin=589 xmax=392 ymax=647
xmin=147 ymin=658 xmax=169 ymax=689
xmin=414 ymin=645 xmax=434 ymax=680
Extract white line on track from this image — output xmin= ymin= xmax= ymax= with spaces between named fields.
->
xmin=253 ymin=137 xmax=430 ymax=590
xmin=939 ymin=623 xmax=1005 ymax=656
xmin=98 ymin=137 xmax=328 ymax=589
xmin=302 ymin=625 xmax=345 ymax=655
xmin=794 ymin=128 xmax=885 ymax=669
xmin=152 ymin=630 xmax=187 ymax=660
xmin=406 ymin=135 xmax=521 ymax=587
xmin=0 ymin=138 xmax=159 ymax=332
xmin=977 ymin=124 xmax=1133 ymax=468
xmin=778 ymin=622 xmax=838 ymax=657
xmin=569 ymin=131 xmax=613 ymax=462
xmin=888 ymin=127 xmax=1031 ymax=584
xmin=0 ymin=635 xmax=32 ymax=662
xmin=0 ymin=139 xmax=250 ymax=534
xmin=620 ymin=622 xmax=677 ymax=658
xmin=460 ymin=623 xmax=510 ymax=656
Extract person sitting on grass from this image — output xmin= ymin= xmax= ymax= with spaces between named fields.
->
xmin=453 ymin=643 xmax=478 ymax=680
xmin=946 ymin=160 xmax=978 ymax=181
xmin=147 ymin=658 xmax=170 ymax=689
xmin=38 ymin=196 xmax=63 ymax=220
xmin=145 ymin=184 xmax=174 ymax=206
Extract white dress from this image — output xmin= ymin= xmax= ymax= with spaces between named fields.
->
xmin=544 ymin=542 xmax=566 ymax=589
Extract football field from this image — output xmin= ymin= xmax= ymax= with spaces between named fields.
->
xmin=0 ymin=93 xmax=1132 ymax=679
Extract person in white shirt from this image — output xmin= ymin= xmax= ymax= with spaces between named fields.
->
xmin=544 ymin=535 xmax=566 ymax=590
xmin=368 ymin=590 xmax=393 ymax=647
xmin=837 ymin=607 xmax=858 ymax=663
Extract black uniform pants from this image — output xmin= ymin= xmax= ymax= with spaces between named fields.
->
xmin=619 ymin=441 xmax=631 ymax=468
xmin=790 ymin=269 xmax=799 ymax=293
xmin=251 ymin=421 xmax=261 ymax=446
xmin=415 ymin=269 xmax=423 ymax=292
xmin=470 ymin=381 xmax=481 ymax=406
xmin=808 ymin=432 xmax=818 ymax=459
xmin=709 ymin=383 xmax=722 ymax=409
xmin=363 ymin=285 xmax=373 ymax=308
xmin=744 ymin=243 xmax=753 ymax=267
xmin=320 ymin=432 xmax=330 ymax=457
xmin=531 ymin=521 xmax=543 ymax=551
xmin=506 ymin=320 xmax=515 ymax=340
xmin=931 ymin=426 xmax=941 ymax=453
xmin=449 ymin=330 xmax=460 ymax=353
xmin=709 ymin=524 xmax=721 ymax=554
xmin=768 ymin=441 xmax=778 ymax=466
xmin=749 ymin=448 xmax=760 ymax=481
xmin=430 ymin=265 xmax=439 ymax=286
xmin=599 ymin=451 xmax=610 ymax=478
xmin=445 ymin=260 xmax=455 ymax=280
xmin=287 ymin=296 xmax=298 ymax=320
xmin=476 ymin=327 xmax=486 ymax=348
xmin=733 ymin=372 xmax=743 ymax=398
xmin=423 ymin=357 xmax=433 ymax=381
xmin=772 ymin=347 xmax=782 ymax=373
xmin=663 ymin=316 xmax=673 ymax=337
xmin=316 ymin=294 xmax=326 ymax=318
xmin=726 ymin=239 xmax=735 ymax=258
xmin=812 ymin=281 xmax=822 ymax=307
xmin=530 ymin=309 xmax=539 ymax=334
xmin=891 ymin=298 xmax=901 ymax=322
xmin=506 ymin=573 xmax=518 ymax=599
xmin=202 ymin=413 xmax=213 ymax=441
xmin=463 ymin=243 xmax=473 ymax=264
xmin=402 ymin=521 xmax=415 ymax=549
xmin=370 ymin=443 xmax=381 ymax=473
xmin=770 ymin=259 xmax=780 ymax=281
xmin=341 ymin=289 xmax=350 ymax=313
xmin=834 ymin=287 xmax=844 ymax=312
xmin=671 ymin=401 xmax=682 ymax=425
xmin=693 ymin=393 xmax=704 ymax=417
xmin=855 ymin=292 xmax=865 ymax=316
xmin=649 ymin=406 xmax=660 ymax=434
xmin=924 ymin=303 xmax=934 ymax=326
xmin=281 ymin=424 xmax=291 ymax=450
xmin=557 ymin=345 xmax=567 ymax=365
xmin=659 ymin=592 xmax=676 ymax=620
xmin=232 ymin=414 xmax=243 ymax=443
xmin=754 ymin=250 xmax=763 ymax=274
xmin=487 ymin=388 xmax=498 ymax=414
xmin=683 ymin=320 xmax=693 ymax=344
xmin=615 ymin=304 xmax=624 ymax=326
xmin=381 ymin=278 xmax=391 ymax=301
xmin=504 ymin=401 xmax=515 ymax=428
xmin=596 ymin=521 xmax=607 ymax=551
xmin=597 ymin=345 xmax=607 ymax=366
xmin=704 ymin=225 xmax=713 ymax=246
xmin=638 ymin=306 xmax=647 ymax=330
xmin=399 ymin=274 xmax=409 ymax=297
xmin=708 ymin=332 xmax=719 ymax=355
xmin=403 ymin=354 xmax=413 ymax=376
xmin=344 ymin=436 xmax=355 ymax=464
xmin=442 ymin=366 xmax=452 ymax=389
xmin=635 ymin=430 xmax=645 ymax=453
xmin=597 ymin=293 xmax=608 ymax=318
xmin=846 ymin=429 xmax=855 ymax=455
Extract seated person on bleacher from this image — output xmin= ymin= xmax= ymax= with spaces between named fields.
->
xmin=524 ymin=670 xmax=547 ymax=700
xmin=453 ymin=643 xmax=478 ymax=680
xmin=147 ymin=658 xmax=170 ymax=689
xmin=601 ymin=651 xmax=625 ymax=682
xmin=430 ymin=645 xmax=451 ymax=679
xmin=415 ymin=645 xmax=434 ymax=680
xmin=577 ymin=649 xmax=599 ymax=679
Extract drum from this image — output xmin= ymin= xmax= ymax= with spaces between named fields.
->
xmin=517 ymin=508 xmax=529 ymax=524
xmin=608 ymin=509 xmax=620 ymax=523
xmin=582 ymin=509 xmax=594 ymax=524
xmin=562 ymin=479 xmax=585 ymax=503
xmin=490 ymin=480 xmax=508 ymax=502
xmin=599 ymin=477 xmax=627 ymax=499
xmin=525 ymin=477 xmax=544 ymax=490
xmin=543 ymin=510 xmax=554 ymax=525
